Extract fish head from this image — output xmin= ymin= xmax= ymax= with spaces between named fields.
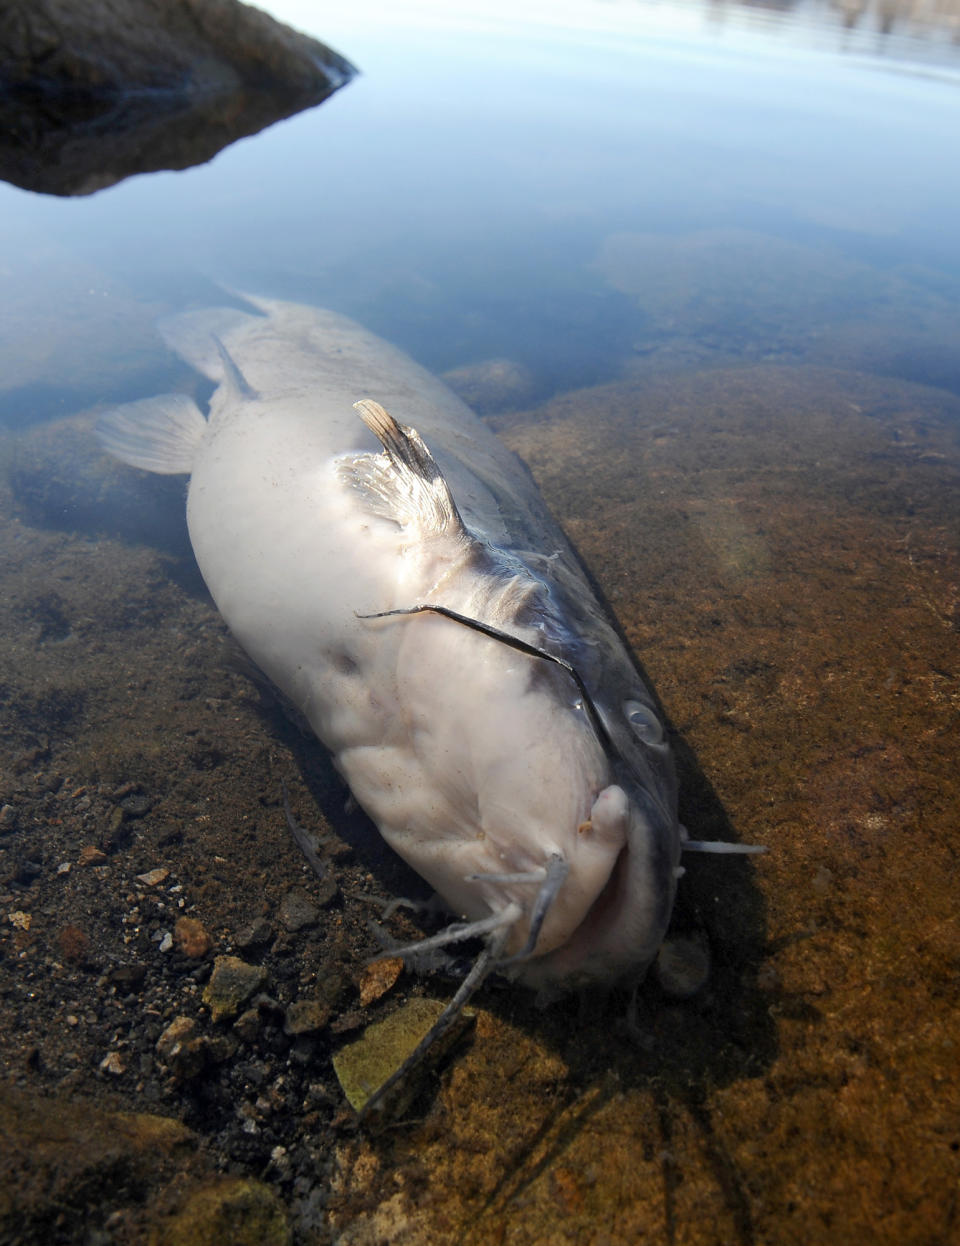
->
xmin=379 ymin=599 xmax=682 ymax=996
xmin=506 ymin=691 xmax=682 ymax=995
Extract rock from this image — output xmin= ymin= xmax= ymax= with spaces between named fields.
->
xmin=157 ymin=1016 xmax=208 ymax=1080
xmin=109 ymin=962 xmax=148 ymax=990
xmin=156 ymin=1177 xmax=291 ymax=1246
xmin=119 ymin=793 xmax=152 ymax=817
xmin=0 ymin=0 xmax=357 ymax=196
xmin=233 ymin=1008 xmax=261 ymax=1044
xmin=7 ymin=910 xmax=31 ymax=931
xmin=356 ymin=957 xmax=404 ymax=1007
xmin=279 ymin=887 xmax=319 ymax=933
xmin=135 ymin=867 xmax=170 ymax=887
xmin=0 ymin=805 xmax=16 ymax=833
xmin=173 ymin=916 xmax=213 ymax=959
xmin=283 ymin=998 xmax=333 ymax=1037
xmin=655 ymin=934 xmax=711 ymax=999
xmin=235 ymin=917 xmax=273 ymax=949
xmin=99 ymin=1051 xmax=126 ymax=1076
xmin=202 ymin=955 xmax=268 ymax=1023
xmin=332 ymin=997 xmax=475 ymax=1119
xmin=78 ymin=845 xmax=107 ymax=866
xmin=440 ymin=358 xmax=536 ymax=413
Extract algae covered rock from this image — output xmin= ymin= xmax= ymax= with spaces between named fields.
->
xmin=333 ymin=996 xmax=475 ymax=1119
xmin=202 ymin=955 xmax=268 ymax=1022
xmin=152 ymin=1177 xmax=291 ymax=1246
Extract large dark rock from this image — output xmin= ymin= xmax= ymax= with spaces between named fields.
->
xmin=0 ymin=0 xmax=357 ymax=195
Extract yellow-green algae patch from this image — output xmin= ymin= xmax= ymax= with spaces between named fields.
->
xmin=327 ymin=365 xmax=960 ymax=1245
xmin=334 ymin=996 xmax=475 ymax=1118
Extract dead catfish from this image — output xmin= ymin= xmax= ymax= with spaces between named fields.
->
xmin=98 ymin=296 xmax=741 ymax=1084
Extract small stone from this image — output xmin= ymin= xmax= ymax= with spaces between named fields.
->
xmin=119 ymin=794 xmax=152 ymax=817
xmin=159 ymin=931 xmax=173 ymax=953
xmin=0 ymin=804 xmax=17 ymax=833
xmin=284 ymin=998 xmax=333 ymax=1037
xmin=109 ymin=963 xmax=148 ymax=990
xmin=79 ymin=845 xmax=107 ymax=867
xmin=205 ymin=1034 xmax=238 ymax=1064
xmin=356 ymin=957 xmax=404 ymax=1007
xmin=57 ymin=924 xmax=90 ymax=964
xmin=233 ymin=1008 xmax=262 ymax=1043
xmin=56 ymin=861 xmax=71 ymax=875
xmin=8 ymin=910 xmax=31 ymax=931
xmin=135 ymin=867 xmax=170 ymax=887
xmin=655 ymin=935 xmax=711 ymax=998
xmin=203 ymin=955 xmax=268 ymax=1022
xmin=99 ymin=1051 xmax=127 ymax=1076
xmin=157 ymin=1015 xmax=208 ymax=1079
xmin=279 ymin=888 xmax=319 ymax=933
xmin=174 ymin=916 xmax=212 ymax=959
xmin=236 ymin=917 xmax=273 ymax=949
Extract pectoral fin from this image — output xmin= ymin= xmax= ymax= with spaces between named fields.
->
xmin=338 ymin=399 xmax=468 ymax=539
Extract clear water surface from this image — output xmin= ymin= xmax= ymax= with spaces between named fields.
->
xmin=2 ymin=0 xmax=960 ymax=418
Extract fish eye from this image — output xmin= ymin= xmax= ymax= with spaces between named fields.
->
xmin=624 ymin=699 xmax=664 ymax=746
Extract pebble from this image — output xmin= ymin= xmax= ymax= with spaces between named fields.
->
xmin=284 ymin=998 xmax=333 ymax=1037
xmin=135 ymin=867 xmax=170 ymax=888
xmin=78 ymin=845 xmax=108 ymax=867
xmin=655 ymin=934 xmax=711 ymax=998
xmin=174 ymin=916 xmax=213 ymax=959
xmin=99 ymin=1051 xmax=127 ymax=1076
xmin=279 ymin=888 xmax=319 ymax=933
xmin=109 ymin=963 xmax=148 ymax=990
xmin=203 ymin=955 xmax=269 ymax=1022
xmin=233 ymin=1008 xmax=262 ymax=1043
xmin=236 ymin=917 xmax=273 ymax=949
xmin=8 ymin=910 xmax=31 ymax=930
xmin=0 ymin=804 xmax=16 ymax=833
xmin=156 ymin=1015 xmax=208 ymax=1080
xmin=119 ymin=794 xmax=152 ymax=817
xmin=356 ymin=957 xmax=404 ymax=1007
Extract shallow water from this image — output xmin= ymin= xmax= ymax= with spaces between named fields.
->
xmin=1 ymin=1 xmax=959 ymax=1243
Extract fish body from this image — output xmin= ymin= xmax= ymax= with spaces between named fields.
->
xmin=99 ymin=296 xmax=681 ymax=994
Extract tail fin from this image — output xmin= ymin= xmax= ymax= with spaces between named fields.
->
xmin=96 ymin=394 xmax=207 ymax=475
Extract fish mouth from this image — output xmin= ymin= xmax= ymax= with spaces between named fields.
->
xmin=510 ymin=804 xmax=680 ymax=992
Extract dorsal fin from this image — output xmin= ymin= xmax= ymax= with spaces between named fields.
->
xmin=338 ymin=399 xmax=468 ymax=538
xmin=212 ymin=336 xmax=258 ymax=400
